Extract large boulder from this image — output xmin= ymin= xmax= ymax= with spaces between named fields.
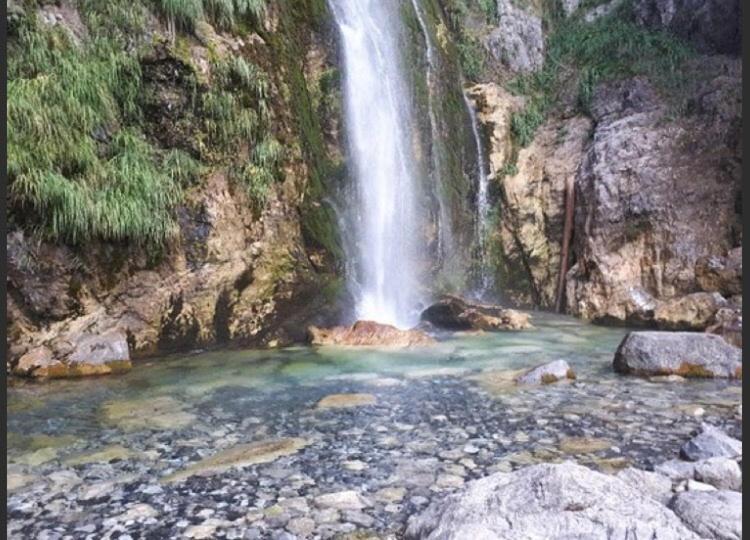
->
xmin=307 ymin=320 xmax=435 ymax=348
xmin=405 ymin=462 xmax=702 ymax=539
xmin=670 ymin=490 xmax=742 ymax=540
xmin=694 ymin=457 xmax=742 ymax=491
xmin=613 ymin=331 xmax=742 ymax=379
xmin=487 ymin=0 xmax=544 ymax=73
xmin=632 ymin=0 xmax=741 ymax=55
xmin=420 ymin=296 xmax=531 ymax=331
xmin=653 ymin=292 xmax=728 ymax=330
xmin=706 ymin=306 xmax=742 ymax=348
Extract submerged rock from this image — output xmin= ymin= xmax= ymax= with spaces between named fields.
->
xmin=613 ymin=331 xmax=742 ymax=379
xmin=680 ymin=424 xmax=742 ymax=461
xmin=101 ymin=396 xmax=196 ymax=431
xmin=316 ymin=393 xmax=377 ymax=409
xmin=308 ymin=320 xmax=435 ymax=348
xmin=405 ymin=461 xmax=701 ymax=539
xmin=515 ymin=360 xmax=575 ymax=385
xmin=420 ymin=296 xmax=531 ymax=332
xmin=162 ymin=438 xmax=309 ymax=483
xmin=670 ymin=490 xmax=742 ymax=540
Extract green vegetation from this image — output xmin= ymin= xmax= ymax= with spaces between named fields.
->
xmin=441 ymin=0 xmax=489 ymax=80
xmin=153 ymin=0 xmax=267 ymax=31
xmin=508 ymin=2 xmax=694 ymax=146
xmin=8 ymin=1 xmax=277 ymax=250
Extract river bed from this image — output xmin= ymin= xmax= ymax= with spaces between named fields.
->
xmin=7 ymin=313 xmax=742 ymax=539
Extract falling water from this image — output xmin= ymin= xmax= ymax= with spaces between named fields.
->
xmin=329 ymin=0 xmax=423 ymax=328
xmin=463 ymin=88 xmax=492 ymax=296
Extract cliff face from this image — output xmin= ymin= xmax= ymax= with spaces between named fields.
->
xmin=6 ymin=0 xmax=347 ymax=377
xmin=447 ymin=0 xmax=741 ymax=340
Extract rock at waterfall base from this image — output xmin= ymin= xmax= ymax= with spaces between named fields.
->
xmin=308 ymin=320 xmax=435 ymax=347
xmin=515 ymin=359 xmax=575 ymax=385
xmin=420 ymin=296 xmax=531 ymax=331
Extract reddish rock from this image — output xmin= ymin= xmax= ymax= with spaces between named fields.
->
xmin=308 ymin=320 xmax=436 ymax=348
xmin=420 ymin=296 xmax=532 ymax=331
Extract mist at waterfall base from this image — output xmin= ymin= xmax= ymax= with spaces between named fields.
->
xmin=329 ymin=0 xmax=493 ymax=329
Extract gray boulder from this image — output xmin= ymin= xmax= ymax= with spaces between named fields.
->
xmin=613 ymin=331 xmax=742 ymax=379
xmin=405 ymin=461 xmax=702 ymax=539
xmin=616 ymin=467 xmax=673 ymax=504
xmin=680 ymin=424 xmax=742 ymax=461
xmin=670 ymin=490 xmax=742 ymax=540
xmin=654 ymin=459 xmax=697 ymax=481
xmin=487 ymin=0 xmax=544 ymax=73
xmin=515 ymin=359 xmax=575 ymax=385
xmin=694 ymin=457 xmax=742 ymax=491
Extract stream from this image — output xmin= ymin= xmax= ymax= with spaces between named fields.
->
xmin=7 ymin=313 xmax=742 ymax=539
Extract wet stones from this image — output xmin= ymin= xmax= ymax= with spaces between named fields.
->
xmin=515 ymin=360 xmax=575 ymax=385
xmin=308 ymin=321 xmax=436 ymax=348
xmin=314 ymin=490 xmax=372 ymax=511
xmin=101 ymin=396 xmax=197 ymax=431
xmin=613 ymin=332 xmax=742 ymax=379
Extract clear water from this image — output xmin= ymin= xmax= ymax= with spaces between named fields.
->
xmin=7 ymin=313 xmax=740 ymax=459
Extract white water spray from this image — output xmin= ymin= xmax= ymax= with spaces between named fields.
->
xmin=329 ymin=0 xmax=422 ymax=328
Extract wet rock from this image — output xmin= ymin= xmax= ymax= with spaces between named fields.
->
xmin=286 ymin=516 xmax=315 ymax=537
xmin=654 ymin=459 xmax=697 ymax=481
xmin=405 ymin=462 xmax=701 ymax=539
xmin=694 ymin=457 xmax=742 ymax=491
xmin=163 ymin=438 xmax=309 ymax=483
xmin=420 ymin=296 xmax=531 ymax=331
xmin=614 ymin=332 xmax=742 ymax=379
xmin=314 ymin=490 xmax=371 ymax=511
xmin=558 ymin=436 xmax=611 ymax=454
xmin=487 ymin=0 xmax=544 ymax=73
xmin=101 ymin=396 xmax=197 ymax=431
xmin=616 ymin=467 xmax=673 ymax=504
xmin=308 ymin=321 xmax=435 ymax=348
xmin=515 ymin=360 xmax=575 ymax=385
xmin=63 ymin=445 xmax=134 ymax=466
xmin=632 ymin=0 xmax=741 ymax=55
xmin=680 ymin=424 xmax=742 ymax=461
xmin=316 ymin=393 xmax=376 ymax=409
xmin=670 ymin=490 xmax=742 ymax=540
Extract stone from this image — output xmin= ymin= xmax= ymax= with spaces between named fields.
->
xmin=632 ymin=0 xmax=741 ymax=55
xmin=7 ymin=473 xmax=36 ymax=491
xmin=686 ymin=479 xmax=716 ymax=492
xmin=405 ymin=462 xmax=702 ymax=539
xmin=314 ymin=490 xmax=371 ymax=511
xmin=559 ymin=437 xmax=611 ymax=454
xmin=308 ymin=320 xmax=435 ymax=348
xmin=515 ymin=360 xmax=575 ymax=385
xmin=286 ymin=517 xmax=315 ymax=537
xmin=613 ymin=332 xmax=742 ymax=379
xmin=316 ymin=393 xmax=376 ymax=409
xmin=670 ymin=490 xmax=742 ymax=540
xmin=184 ymin=519 xmax=228 ymax=539
xmin=654 ymin=459 xmax=697 ymax=481
xmin=488 ymin=0 xmax=544 ymax=73
xmin=101 ymin=396 xmax=197 ymax=431
xmin=63 ymin=445 xmax=134 ymax=466
xmin=162 ymin=438 xmax=309 ymax=483
xmin=374 ymin=487 xmax=406 ymax=503
xmin=420 ymin=296 xmax=531 ymax=331
xmin=707 ymin=306 xmax=742 ymax=348
xmin=616 ymin=467 xmax=673 ymax=504
xmin=680 ymin=424 xmax=742 ymax=461
xmin=694 ymin=457 xmax=742 ymax=491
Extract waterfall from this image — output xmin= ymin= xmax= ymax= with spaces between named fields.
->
xmin=329 ymin=0 xmax=423 ymax=328
xmin=463 ymin=89 xmax=492 ymax=296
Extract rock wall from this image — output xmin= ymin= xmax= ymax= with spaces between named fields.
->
xmin=6 ymin=0 xmax=347 ymax=377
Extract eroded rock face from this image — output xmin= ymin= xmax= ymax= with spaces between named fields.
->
xmin=614 ymin=332 xmax=742 ymax=379
xmin=566 ymin=71 xmax=741 ymax=326
xmin=420 ymin=296 xmax=531 ymax=331
xmin=633 ymin=0 xmax=741 ymax=55
xmin=487 ymin=0 xmax=544 ymax=73
xmin=307 ymin=321 xmax=436 ymax=348
xmin=405 ymin=461 xmax=702 ymax=539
